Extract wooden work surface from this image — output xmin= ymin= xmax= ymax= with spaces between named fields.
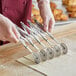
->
xmin=0 ymin=23 xmax=76 ymax=76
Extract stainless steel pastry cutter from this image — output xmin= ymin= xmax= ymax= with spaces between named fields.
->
xmin=33 ymin=19 xmax=68 ymax=55
xmin=20 ymin=22 xmax=55 ymax=59
xmin=27 ymin=20 xmax=62 ymax=57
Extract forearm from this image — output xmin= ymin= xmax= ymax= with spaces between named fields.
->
xmin=37 ymin=0 xmax=53 ymax=18
xmin=37 ymin=0 xmax=55 ymax=32
xmin=37 ymin=0 xmax=49 ymax=3
xmin=37 ymin=0 xmax=50 ymax=8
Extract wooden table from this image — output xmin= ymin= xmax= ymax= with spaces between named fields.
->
xmin=0 ymin=23 xmax=76 ymax=76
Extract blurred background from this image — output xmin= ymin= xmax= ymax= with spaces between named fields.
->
xmin=32 ymin=0 xmax=76 ymax=25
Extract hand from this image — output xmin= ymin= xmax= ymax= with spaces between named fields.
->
xmin=0 ymin=14 xmax=20 ymax=43
xmin=38 ymin=0 xmax=55 ymax=32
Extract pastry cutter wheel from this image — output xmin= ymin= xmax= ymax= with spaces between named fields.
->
xmin=17 ymin=26 xmax=47 ymax=62
xmin=16 ymin=27 xmax=41 ymax=64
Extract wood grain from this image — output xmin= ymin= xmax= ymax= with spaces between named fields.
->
xmin=0 ymin=61 xmax=46 ymax=76
xmin=0 ymin=23 xmax=76 ymax=65
xmin=17 ymin=33 xmax=76 ymax=76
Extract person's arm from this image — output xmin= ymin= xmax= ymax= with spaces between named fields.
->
xmin=37 ymin=0 xmax=55 ymax=32
xmin=0 ymin=14 xmax=19 ymax=43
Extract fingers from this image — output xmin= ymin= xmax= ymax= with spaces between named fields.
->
xmin=8 ymin=25 xmax=20 ymax=43
xmin=12 ymin=25 xmax=20 ymax=39
xmin=0 ymin=26 xmax=19 ymax=43
xmin=0 ymin=35 xmax=6 ymax=41
xmin=0 ymin=14 xmax=20 ymax=43
xmin=48 ymin=18 xmax=53 ymax=32
xmin=4 ymin=24 xmax=20 ymax=43
xmin=5 ymin=29 xmax=19 ymax=43
xmin=8 ymin=33 xmax=19 ymax=43
xmin=0 ymin=29 xmax=19 ymax=43
xmin=43 ymin=18 xmax=49 ymax=32
xmin=43 ymin=17 xmax=55 ymax=32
